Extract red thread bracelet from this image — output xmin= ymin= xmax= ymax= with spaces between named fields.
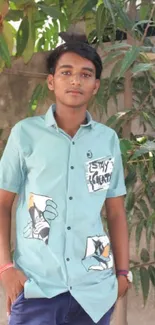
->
xmin=0 ymin=263 xmax=14 ymax=276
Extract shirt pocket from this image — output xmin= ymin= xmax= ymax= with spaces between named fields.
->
xmin=85 ymin=156 xmax=114 ymax=193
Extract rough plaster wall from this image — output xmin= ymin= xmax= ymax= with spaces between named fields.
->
xmin=0 ymin=52 xmax=154 ymax=325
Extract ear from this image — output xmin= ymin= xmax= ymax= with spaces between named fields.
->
xmin=47 ymin=74 xmax=54 ymax=91
xmin=92 ymin=79 xmax=100 ymax=95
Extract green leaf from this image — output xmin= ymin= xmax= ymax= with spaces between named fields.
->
xmin=125 ymin=165 xmax=137 ymax=189
xmin=136 ymin=219 xmax=145 ymax=250
xmin=37 ymin=36 xmax=45 ymax=52
xmin=104 ymin=0 xmax=115 ymax=26
xmin=118 ymin=46 xmax=140 ymax=78
xmin=146 ymin=112 xmax=155 ymax=130
xmin=114 ymin=2 xmax=133 ymax=31
xmin=103 ymin=50 xmax=124 ymax=66
xmin=148 ymin=265 xmax=155 ymax=286
xmin=125 ymin=191 xmax=135 ymax=213
xmin=85 ymin=11 xmax=96 ymax=38
xmin=106 ymin=110 xmax=136 ymax=128
xmin=132 ymin=141 xmax=155 ymax=159
xmin=37 ymin=4 xmax=62 ymax=19
xmin=120 ymin=139 xmax=132 ymax=156
xmin=34 ymin=9 xmax=47 ymax=28
xmin=11 ymin=0 xmax=32 ymax=9
xmin=5 ymin=9 xmax=23 ymax=21
xmin=146 ymin=212 xmax=155 ymax=249
xmin=95 ymin=78 xmax=108 ymax=108
xmin=39 ymin=81 xmax=49 ymax=103
xmin=0 ymin=34 xmax=11 ymax=67
xmin=132 ymin=268 xmax=141 ymax=294
xmin=132 ymin=63 xmax=154 ymax=75
xmin=28 ymin=84 xmax=43 ymax=116
xmin=132 ymin=20 xmax=153 ymax=31
xmin=105 ymin=43 xmax=131 ymax=52
xmin=81 ymin=0 xmax=97 ymax=16
xmin=140 ymin=248 xmax=150 ymax=263
xmin=139 ymin=199 xmax=149 ymax=219
xmin=0 ymin=57 xmax=5 ymax=72
xmin=3 ymin=21 xmax=15 ymax=55
xmin=109 ymin=59 xmax=122 ymax=86
xmin=140 ymin=267 xmax=150 ymax=305
xmin=23 ymin=7 xmax=36 ymax=63
xmin=139 ymin=4 xmax=150 ymax=20
xmin=16 ymin=15 xmax=29 ymax=56
xmin=96 ymin=4 xmax=107 ymax=43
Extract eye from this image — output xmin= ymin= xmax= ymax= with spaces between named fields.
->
xmin=82 ymin=73 xmax=92 ymax=78
xmin=61 ymin=71 xmax=71 ymax=75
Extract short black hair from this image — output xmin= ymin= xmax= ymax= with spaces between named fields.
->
xmin=47 ymin=35 xmax=102 ymax=79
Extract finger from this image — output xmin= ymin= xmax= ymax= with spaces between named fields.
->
xmin=7 ymin=296 xmax=11 ymax=315
xmin=19 ymin=272 xmax=27 ymax=286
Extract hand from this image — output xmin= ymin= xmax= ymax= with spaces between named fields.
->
xmin=1 ymin=267 xmax=27 ymax=315
xmin=117 ymin=275 xmax=129 ymax=298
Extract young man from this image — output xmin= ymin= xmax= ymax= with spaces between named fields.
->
xmin=0 ymin=37 xmax=130 ymax=325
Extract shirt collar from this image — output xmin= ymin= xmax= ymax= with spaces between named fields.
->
xmin=45 ymin=104 xmax=94 ymax=129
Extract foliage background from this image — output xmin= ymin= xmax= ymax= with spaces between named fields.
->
xmin=0 ymin=0 xmax=155 ymax=304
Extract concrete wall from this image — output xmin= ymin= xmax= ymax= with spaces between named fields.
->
xmin=0 ymin=51 xmax=154 ymax=325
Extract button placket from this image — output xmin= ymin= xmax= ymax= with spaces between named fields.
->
xmin=65 ymin=139 xmax=76 ymax=277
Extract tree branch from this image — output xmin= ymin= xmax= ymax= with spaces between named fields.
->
xmin=132 ymin=261 xmax=155 ymax=269
xmin=140 ymin=3 xmax=155 ymax=45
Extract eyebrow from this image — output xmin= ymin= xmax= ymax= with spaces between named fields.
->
xmin=58 ymin=65 xmax=95 ymax=73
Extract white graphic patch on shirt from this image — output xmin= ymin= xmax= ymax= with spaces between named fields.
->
xmin=23 ymin=193 xmax=58 ymax=245
xmin=85 ymin=157 xmax=114 ymax=192
xmin=82 ymin=235 xmax=113 ymax=271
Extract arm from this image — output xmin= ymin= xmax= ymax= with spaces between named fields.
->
xmin=0 ymin=125 xmax=27 ymax=313
xmin=105 ymin=196 xmax=129 ymax=297
xmin=0 ymin=189 xmax=27 ymax=314
xmin=0 ymin=189 xmax=16 ymax=266
xmin=105 ymin=196 xmax=129 ymax=271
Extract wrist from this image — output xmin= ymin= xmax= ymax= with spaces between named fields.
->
xmin=0 ymin=263 xmax=14 ymax=278
xmin=116 ymin=269 xmax=128 ymax=276
xmin=116 ymin=269 xmax=133 ymax=283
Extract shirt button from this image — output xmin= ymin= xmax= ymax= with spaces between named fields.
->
xmin=69 ymin=196 xmax=73 ymax=200
xmin=72 ymin=141 xmax=75 ymax=145
xmin=70 ymin=166 xmax=74 ymax=169
xmin=70 ymin=286 xmax=72 ymax=290
xmin=66 ymin=258 xmax=70 ymax=261
xmin=67 ymin=226 xmax=71 ymax=230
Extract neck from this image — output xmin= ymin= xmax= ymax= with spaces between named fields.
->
xmin=54 ymin=102 xmax=88 ymax=137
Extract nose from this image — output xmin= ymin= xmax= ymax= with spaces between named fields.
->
xmin=70 ymin=73 xmax=81 ymax=86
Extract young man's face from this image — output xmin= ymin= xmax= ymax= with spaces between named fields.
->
xmin=47 ymin=52 xmax=100 ymax=109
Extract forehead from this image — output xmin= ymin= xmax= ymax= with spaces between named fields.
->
xmin=55 ymin=52 xmax=95 ymax=71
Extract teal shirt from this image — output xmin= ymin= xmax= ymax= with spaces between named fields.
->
xmin=0 ymin=105 xmax=126 ymax=323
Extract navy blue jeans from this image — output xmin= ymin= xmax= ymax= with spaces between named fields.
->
xmin=9 ymin=291 xmax=114 ymax=325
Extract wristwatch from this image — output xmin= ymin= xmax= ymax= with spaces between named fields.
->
xmin=126 ymin=271 xmax=133 ymax=283
xmin=116 ymin=270 xmax=133 ymax=283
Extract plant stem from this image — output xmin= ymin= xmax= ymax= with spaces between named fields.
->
xmin=140 ymin=3 xmax=155 ymax=45
xmin=132 ymin=261 xmax=155 ymax=269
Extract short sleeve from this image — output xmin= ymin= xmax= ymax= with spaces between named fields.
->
xmin=106 ymin=133 xmax=126 ymax=198
xmin=0 ymin=125 xmax=26 ymax=193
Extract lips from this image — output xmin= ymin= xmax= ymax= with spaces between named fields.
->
xmin=66 ymin=89 xmax=83 ymax=94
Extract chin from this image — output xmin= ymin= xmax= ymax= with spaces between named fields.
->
xmin=65 ymin=99 xmax=86 ymax=108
